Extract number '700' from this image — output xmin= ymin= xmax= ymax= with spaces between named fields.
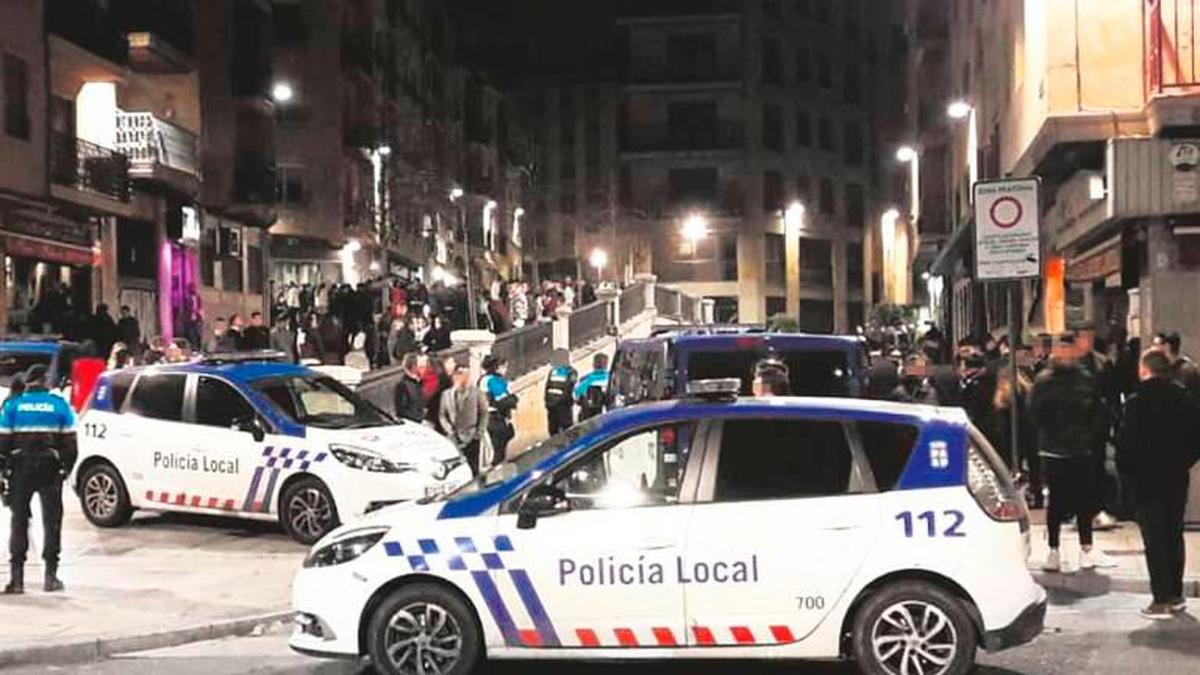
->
xmin=895 ymin=510 xmax=966 ymax=538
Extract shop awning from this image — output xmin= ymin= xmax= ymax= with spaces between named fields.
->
xmin=930 ymin=220 xmax=974 ymax=276
xmin=3 ymin=233 xmax=95 ymax=266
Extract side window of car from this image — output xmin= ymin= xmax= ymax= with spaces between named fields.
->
xmin=554 ymin=422 xmax=695 ymax=511
xmin=714 ymin=418 xmax=858 ymax=502
xmin=195 ymin=376 xmax=259 ymax=428
xmin=856 ymin=421 xmax=920 ymax=491
xmin=126 ymin=373 xmax=186 ymax=422
xmin=107 ymin=371 xmax=137 ymax=411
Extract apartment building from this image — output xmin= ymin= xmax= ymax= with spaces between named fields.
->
xmin=0 ymin=0 xmax=272 ymax=343
xmin=923 ymin=0 xmax=1200 ymax=350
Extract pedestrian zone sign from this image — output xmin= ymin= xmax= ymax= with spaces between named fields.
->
xmin=973 ymin=178 xmax=1041 ymax=281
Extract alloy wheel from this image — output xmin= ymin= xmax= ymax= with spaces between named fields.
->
xmin=84 ymin=472 xmax=118 ymax=520
xmin=870 ymin=600 xmax=959 ymax=675
xmin=383 ymin=602 xmax=464 ymax=675
xmin=287 ymin=487 xmax=333 ymax=540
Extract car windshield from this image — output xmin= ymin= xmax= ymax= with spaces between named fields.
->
xmin=430 ymin=416 xmax=606 ymax=502
xmin=686 ymin=348 xmax=851 ymax=397
xmin=251 ymin=375 xmax=394 ymax=429
xmin=0 ymin=352 xmax=52 ymax=387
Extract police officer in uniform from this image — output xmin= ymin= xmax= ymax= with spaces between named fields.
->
xmin=544 ymin=349 xmax=577 ymax=435
xmin=1 ymin=364 xmax=77 ymax=594
xmin=575 ymin=353 xmax=610 ymax=421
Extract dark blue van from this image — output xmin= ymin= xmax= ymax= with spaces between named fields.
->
xmin=609 ymin=327 xmax=869 ymax=407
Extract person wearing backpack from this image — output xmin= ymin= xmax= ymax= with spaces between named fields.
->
xmin=544 ymin=349 xmax=577 ymax=435
xmin=575 ymin=353 xmax=610 ymax=421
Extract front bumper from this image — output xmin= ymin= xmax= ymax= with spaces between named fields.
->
xmin=983 ymin=597 xmax=1046 ymax=651
xmin=289 ymin=564 xmax=377 ymax=658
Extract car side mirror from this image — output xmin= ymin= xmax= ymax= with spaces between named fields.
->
xmin=235 ymin=417 xmax=266 ymax=443
xmin=517 ymin=484 xmax=567 ymax=530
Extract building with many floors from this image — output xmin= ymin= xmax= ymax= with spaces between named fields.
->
xmin=0 ymin=0 xmax=273 ymax=344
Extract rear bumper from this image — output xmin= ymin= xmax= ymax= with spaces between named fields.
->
xmin=983 ymin=597 xmax=1046 ymax=651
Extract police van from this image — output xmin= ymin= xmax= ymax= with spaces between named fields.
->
xmin=0 ymin=338 xmax=84 ymax=401
xmin=71 ymin=355 xmax=472 ymax=544
xmin=290 ymin=380 xmax=1045 ymax=675
xmin=609 ymin=328 xmax=871 ymax=407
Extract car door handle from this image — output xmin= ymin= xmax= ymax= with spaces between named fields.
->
xmin=636 ymin=540 xmax=675 ymax=551
xmin=821 ymin=523 xmax=861 ymax=532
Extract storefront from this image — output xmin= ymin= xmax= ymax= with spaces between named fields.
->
xmin=1 ymin=210 xmax=97 ymax=335
xmin=1064 ymin=235 xmax=1128 ymax=342
xmin=269 ymin=234 xmax=342 ymax=287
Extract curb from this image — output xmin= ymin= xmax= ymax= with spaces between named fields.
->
xmin=0 ymin=610 xmax=293 ymax=668
xmin=1032 ymin=571 xmax=1200 ymax=599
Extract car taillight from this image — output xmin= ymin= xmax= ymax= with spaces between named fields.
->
xmin=966 ymin=435 xmax=1029 ymax=530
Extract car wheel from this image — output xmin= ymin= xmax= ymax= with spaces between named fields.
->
xmin=279 ymin=477 xmax=339 ymax=545
xmin=367 ymin=583 xmax=483 ymax=675
xmin=78 ymin=463 xmax=132 ymax=528
xmin=851 ymin=581 xmax=978 ymax=675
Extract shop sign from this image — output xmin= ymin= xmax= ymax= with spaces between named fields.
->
xmin=1066 ymin=245 xmax=1121 ymax=282
xmin=1171 ymin=142 xmax=1200 ymax=203
xmin=181 ymin=205 xmax=200 ymax=244
xmin=3 ymin=211 xmax=94 ymax=247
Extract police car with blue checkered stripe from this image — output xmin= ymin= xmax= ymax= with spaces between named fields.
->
xmin=70 ymin=354 xmax=471 ymax=544
xmin=290 ymin=379 xmax=1045 ymax=675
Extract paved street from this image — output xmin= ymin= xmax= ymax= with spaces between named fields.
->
xmin=9 ymin=590 xmax=1199 ymax=675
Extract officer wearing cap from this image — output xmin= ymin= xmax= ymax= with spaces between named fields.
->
xmin=0 ymin=364 xmax=77 ymax=594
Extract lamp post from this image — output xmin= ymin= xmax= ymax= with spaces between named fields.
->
xmin=681 ymin=213 xmax=709 ymax=259
xmin=450 ymin=187 xmax=477 ymax=329
xmin=896 ymin=145 xmax=921 ymax=226
xmin=589 ymin=247 xmax=608 ymax=281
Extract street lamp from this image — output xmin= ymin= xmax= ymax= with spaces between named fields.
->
xmin=895 ymin=146 xmax=917 ymax=163
xmin=589 ymin=247 xmax=608 ymax=278
xmin=272 ymin=82 xmax=294 ymax=103
xmin=345 ymin=238 xmax=362 ymax=253
xmin=784 ymin=201 xmax=805 ymax=235
xmin=896 ymin=145 xmax=921 ymax=226
xmin=946 ymin=100 xmax=979 ymax=192
xmin=946 ymin=100 xmax=973 ymax=120
xmin=681 ymin=213 xmax=709 ymax=259
xmin=449 ymin=187 xmax=464 ymax=202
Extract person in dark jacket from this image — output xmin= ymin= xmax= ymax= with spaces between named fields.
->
xmin=207 ymin=317 xmax=239 ymax=353
xmin=0 ymin=365 xmax=76 ymax=594
xmin=1118 ymin=349 xmax=1200 ymax=619
xmin=393 ymin=353 xmax=426 ymax=423
xmin=423 ymin=315 xmax=452 ymax=353
xmin=1029 ymin=336 xmax=1115 ymax=573
xmin=269 ymin=314 xmax=297 ymax=363
xmin=544 ymin=349 xmax=577 ymax=435
xmin=243 ymin=311 xmax=271 ymax=350
xmin=116 ymin=306 xmax=141 ymax=355
xmin=388 ymin=318 xmax=418 ymax=365
xmin=1153 ymin=331 xmax=1200 ymax=400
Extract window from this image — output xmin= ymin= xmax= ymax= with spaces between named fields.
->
xmin=800 ymin=300 xmax=835 ymax=333
xmin=857 ymin=421 xmax=920 ymax=491
xmin=560 ymin=190 xmax=576 ymax=214
xmin=763 ymin=170 xmax=784 ymax=213
xmin=843 ymin=122 xmax=864 ymax=166
xmin=800 ymin=237 xmax=833 ymax=287
xmin=818 ymin=177 xmax=836 ymax=215
xmin=719 ymin=234 xmax=738 ymax=281
xmin=553 ymin=423 xmax=695 ymax=511
xmin=252 ymin=375 xmax=389 ymax=429
xmin=0 ymin=352 xmax=51 ymax=387
xmin=667 ymin=34 xmax=717 ymax=81
xmin=845 ymin=182 xmax=865 ymax=228
xmin=200 ymin=227 xmax=216 ymax=287
xmin=818 ymin=115 xmax=835 ymax=151
xmin=669 ymin=167 xmax=718 ymax=206
xmin=797 ymin=174 xmax=812 ymax=201
xmin=275 ymin=166 xmax=305 ymax=204
xmin=765 ymin=233 xmax=785 ymax=286
xmin=3 ymin=54 xmax=30 ymax=140
xmin=248 ymin=242 xmax=264 ymax=294
xmin=715 ymin=419 xmax=854 ymax=501
xmin=795 ymin=109 xmax=812 ymax=147
xmin=795 ymin=47 xmax=812 ymax=84
xmin=844 ymin=60 xmax=863 ymax=104
xmin=761 ymin=38 xmax=782 ymax=85
xmin=106 ymin=371 xmax=137 ymax=411
xmin=195 ymin=376 xmax=258 ymax=428
xmin=762 ymin=103 xmax=783 ymax=151
xmin=128 ymin=374 xmax=186 ymax=422
xmin=668 ymin=101 xmax=718 ymax=147
xmin=846 ymin=241 xmax=865 ymax=291
xmin=816 ymin=54 xmax=833 ymax=89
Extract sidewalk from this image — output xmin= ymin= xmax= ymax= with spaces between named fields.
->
xmin=1027 ymin=509 xmax=1200 ymax=598
xmin=0 ymin=499 xmax=302 ymax=667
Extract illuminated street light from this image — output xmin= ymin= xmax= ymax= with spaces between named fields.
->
xmin=272 ymin=82 xmax=294 ymax=103
xmin=344 ymin=239 xmax=362 ymax=254
xmin=785 ymin=201 xmax=805 ymax=234
xmin=896 ymin=146 xmax=918 ymax=163
xmin=589 ymin=247 xmax=608 ymax=272
xmin=947 ymin=100 xmax=973 ymax=120
xmin=682 ymin=214 xmax=709 ymax=243
xmin=449 ymin=187 xmax=464 ymax=202
xmin=896 ymin=146 xmax=921 ymax=225
xmin=375 ymin=145 xmax=392 ymax=157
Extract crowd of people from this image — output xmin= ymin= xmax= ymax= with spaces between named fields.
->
xmin=868 ymin=325 xmax=1200 ymax=619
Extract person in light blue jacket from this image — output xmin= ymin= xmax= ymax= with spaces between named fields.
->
xmin=481 ymin=356 xmax=518 ymax=465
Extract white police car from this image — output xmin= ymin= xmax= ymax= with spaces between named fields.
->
xmin=290 ymin=382 xmax=1045 ymax=675
xmin=71 ymin=356 xmax=471 ymax=544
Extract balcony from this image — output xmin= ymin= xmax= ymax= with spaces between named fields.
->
xmin=49 ymin=132 xmax=130 ymax=202
xmin=621 ymin=123 xmax=743 ymax=156
xmin=1147 ymin=0 xmax=1200 ymax=93
xmin=115 ymin=111 xmax=200 ymax=191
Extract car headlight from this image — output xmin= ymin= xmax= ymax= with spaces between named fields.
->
xmin=303 ymin=527 xmax=389 ymax=568
xmin=431 ymin=456 xmax=466 ymax=481
xmin=329 ymin=444 xmax=417 ymax=473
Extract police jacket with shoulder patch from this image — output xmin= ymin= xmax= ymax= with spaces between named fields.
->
xmin=0 ymin=388 xmax=78 ymax=474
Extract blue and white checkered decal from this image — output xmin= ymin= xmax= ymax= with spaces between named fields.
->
xmin=382 ymin=535 xmax=559 ymax=648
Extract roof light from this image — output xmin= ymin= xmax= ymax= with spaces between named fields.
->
xmin=685 ymin=378 xmax=742 ymax=400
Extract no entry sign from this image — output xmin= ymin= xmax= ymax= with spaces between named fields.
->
xmin=973 ymin=178 xmax=1041 ymax=281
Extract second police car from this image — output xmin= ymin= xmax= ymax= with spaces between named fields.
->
xmin=71 ymin=355 xmax=472 ymax=543
xmin=290 ymin=380 xmax=1045 ymax=675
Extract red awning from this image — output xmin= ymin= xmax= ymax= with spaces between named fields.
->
xmin=3 ymin=233 xmax=95 ymax=267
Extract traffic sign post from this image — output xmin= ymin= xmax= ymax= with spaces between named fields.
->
xmin=973 ymin=178 xmax=1042 ymax=474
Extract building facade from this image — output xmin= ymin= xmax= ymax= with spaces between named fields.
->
xmin=920 ymin=0 xmax=1200 ymax=353
xmin=0 ymin=0 xmax=272 ymax=345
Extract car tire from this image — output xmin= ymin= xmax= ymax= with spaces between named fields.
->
xmin=367 ymin=583 xmax=483 ymax=675
xmin=851 ymin=580 xmax=978 ymax=675
xmin=278 ymin=477 xmax=339 ymax=545
xmin=78 ymin=462 xmax=133 ymax=528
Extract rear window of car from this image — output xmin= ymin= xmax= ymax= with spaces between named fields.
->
xmin=127 ymin=373 xmax=186 ymax=421
xmin=0 ymin=351 xmax=52 ymax=386
xmin=714 ymin=418 xmax=854 ymax=501
xmin=856 ymin=421 xmax=920 ymax=490
xmin=686 ymin=348 xmax=850 ymax=397
xmin=107 ymin=371 xmax=137 ymax=411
